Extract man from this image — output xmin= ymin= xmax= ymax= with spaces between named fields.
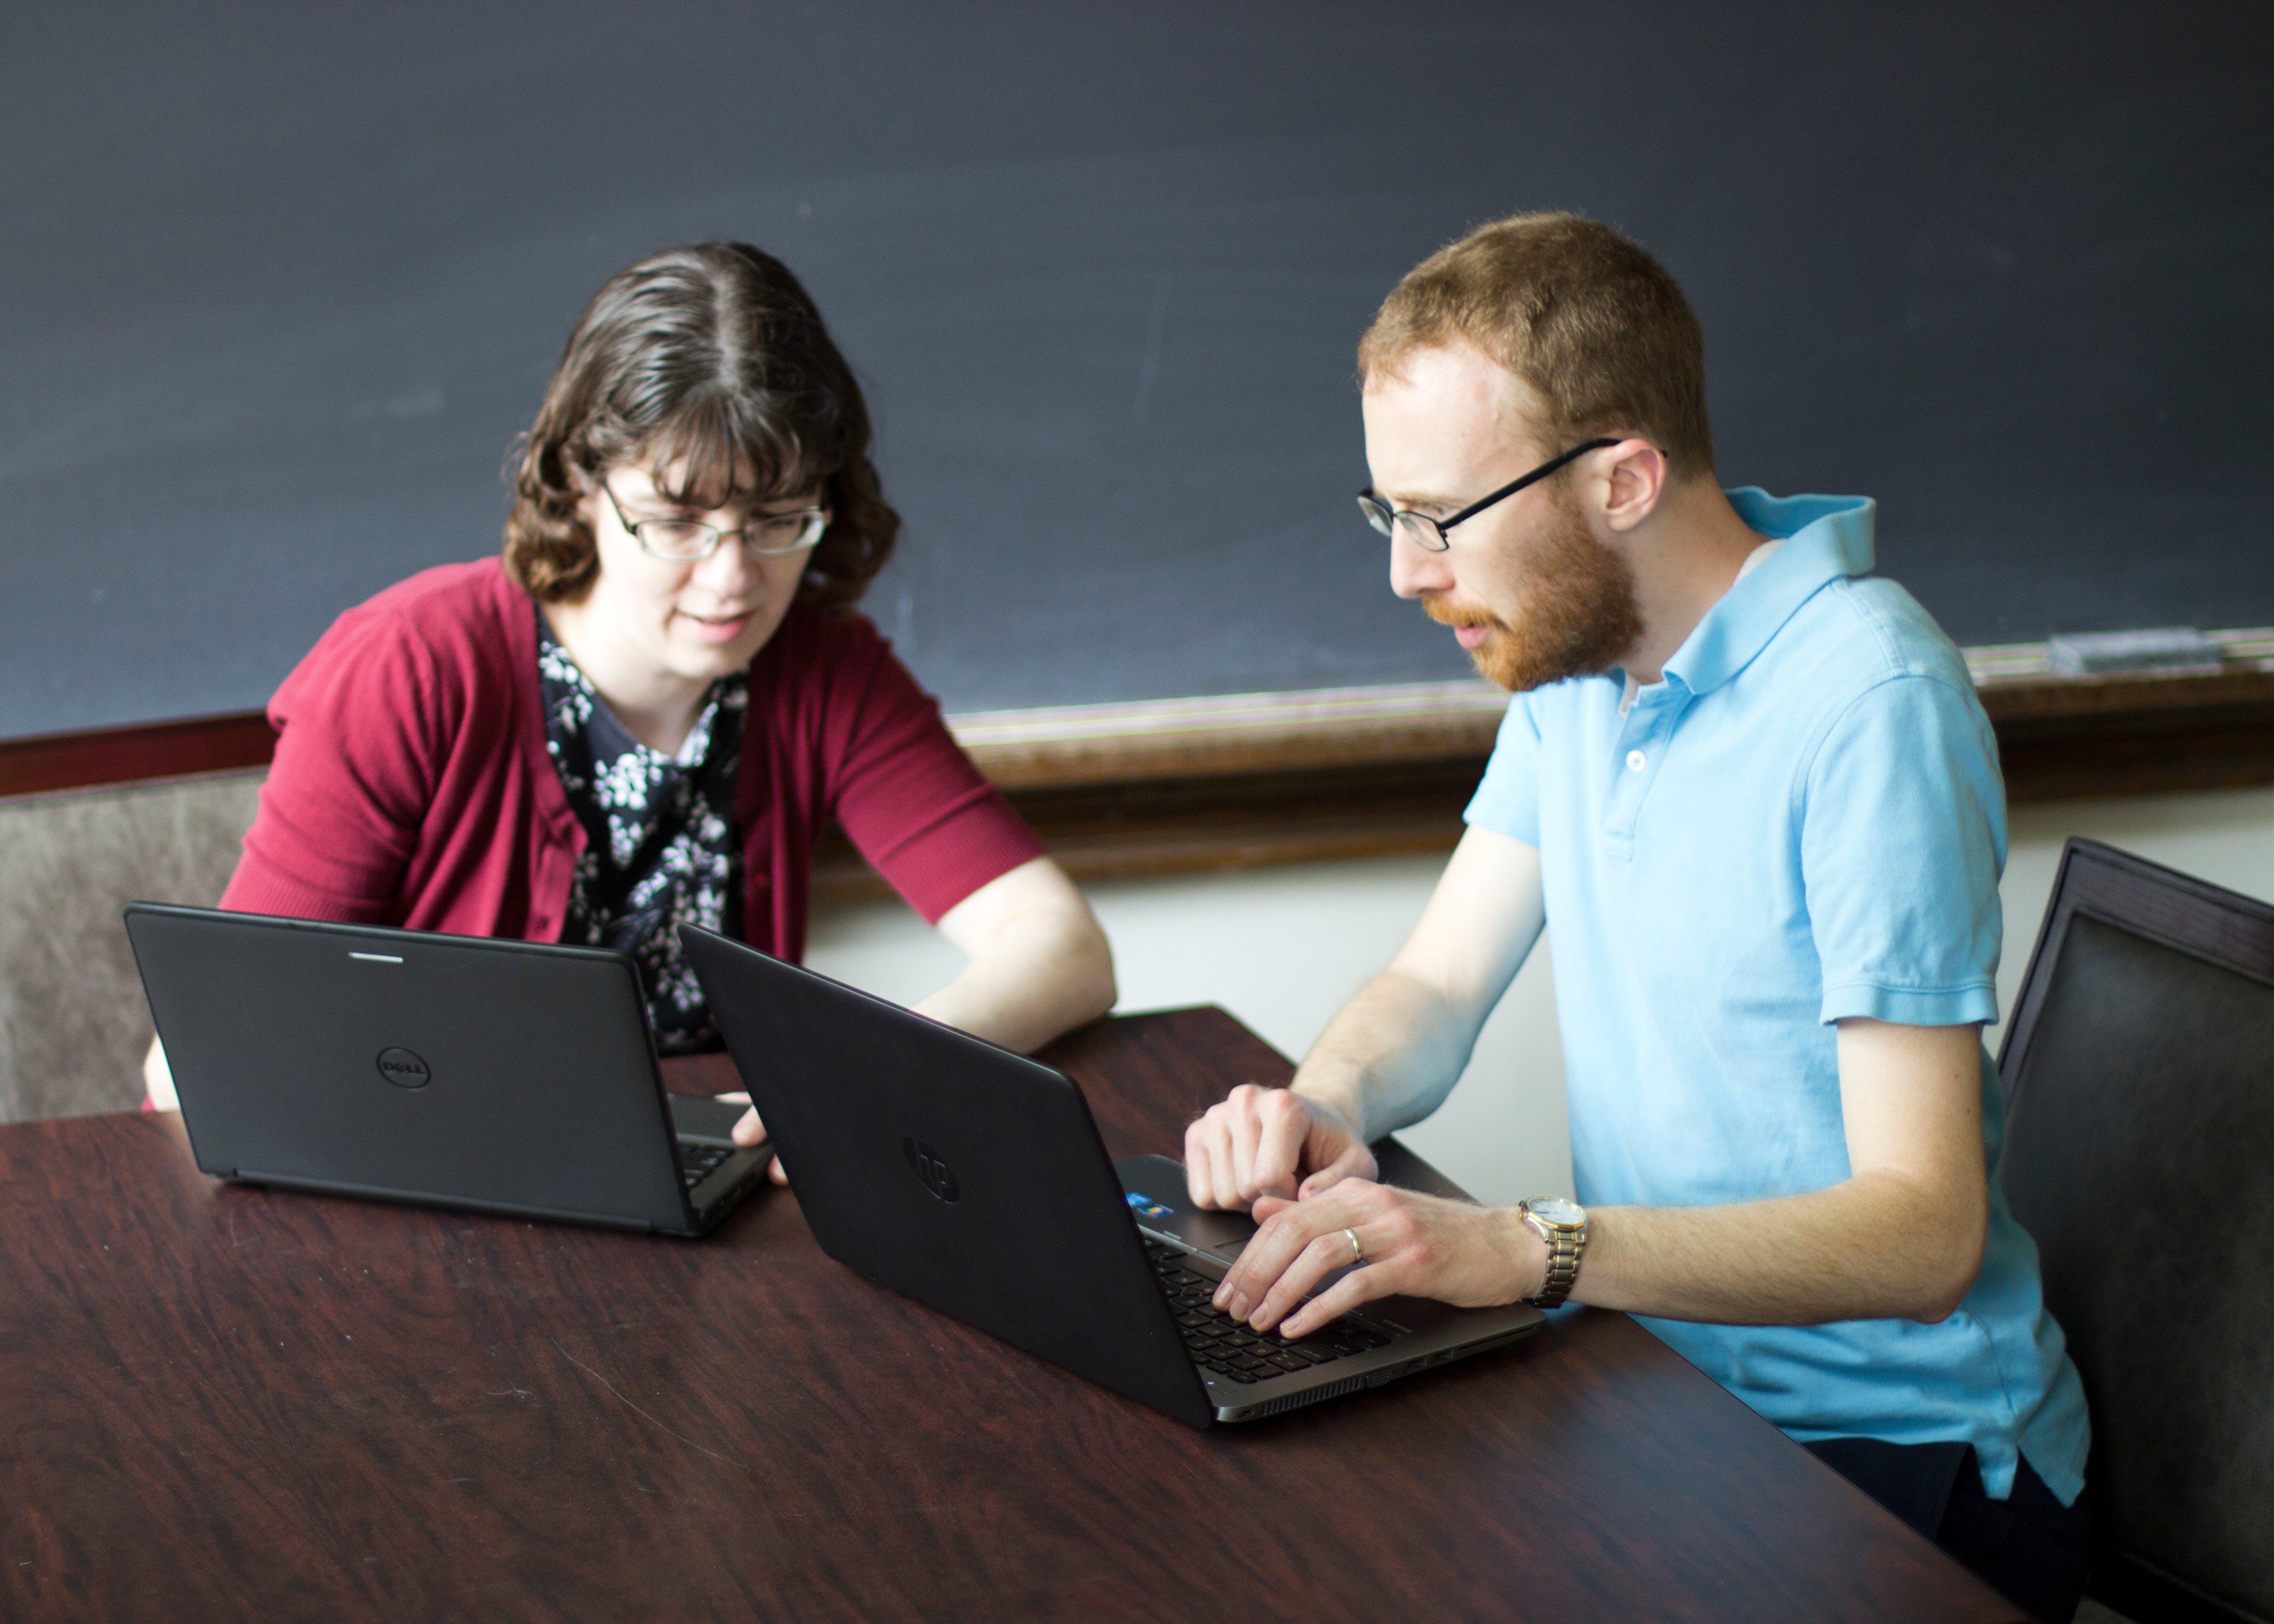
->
xmin=1185 ymin=214 xmax=2090 ymax=1622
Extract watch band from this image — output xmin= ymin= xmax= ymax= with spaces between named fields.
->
xmin=1519 ymin=1198 xmax=1589 ymax=1309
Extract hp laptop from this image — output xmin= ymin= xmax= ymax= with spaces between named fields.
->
xmin=679 ymin=924 xmax=1543 ymax=1426
xmin=123 ymin=903 xmax=773 ymax=1235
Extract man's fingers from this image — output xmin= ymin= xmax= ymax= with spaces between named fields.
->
xmin=1279 ymin=1266 xmax=1389 ymax=1340
xmin=1297 ymin=1138 xmax=1380 ymax=1198
xmin=1223 ymin=1086 xmax=1264 ymax=1204
xmin=1247 ymin=1229 xmax=1358 ymax=1332
xmin=1208 ymin=1087 xmax=1259 ymax=1210
xmin=1184 ymin=1132 xmax=1220 ymax=1209
xmin=767 ymin=1154 xmax=789 ymax=1186
xmin=1213 ymin=1196 xmax=1340 ymax=1320
xmin=1203 ymin=1109 xmax=1246 ymax=1211
xmin=1251 ymin=1092 xmax=1309 ymax=1202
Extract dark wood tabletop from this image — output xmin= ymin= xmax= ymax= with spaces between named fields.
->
xmin=0 ymin=1006 xmax=2021 ymax=1622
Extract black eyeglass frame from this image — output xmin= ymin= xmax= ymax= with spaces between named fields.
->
xmin=1357 ymin=437 xmax=1620 ymax=551
xmin=600 ymin=480 xmax=830 ymax=561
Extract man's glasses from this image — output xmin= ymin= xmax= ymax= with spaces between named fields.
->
xmin=603 ymin=481 xmax=829 ymax=561
xmin=1357 ymin=438 xmax=1618 ymax=552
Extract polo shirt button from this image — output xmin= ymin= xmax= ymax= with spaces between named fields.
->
xmin=1626 ymin=749 xmax=1647 ymax=772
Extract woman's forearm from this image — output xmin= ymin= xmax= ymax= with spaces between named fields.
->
xmin=916 ymin=904 xmax=1115 ymax=1053
xmin=917 ymin=859 xmax=1117 ymax=1054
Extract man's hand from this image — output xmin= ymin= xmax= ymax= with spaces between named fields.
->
xmin=1181 ymin=827 xmax=1545 ymax=1212
xmin=1211 ymin=1181 xmax=1544 ymax=1340
xmin=1183 ymin=1083 xmax=1378 ymax=1210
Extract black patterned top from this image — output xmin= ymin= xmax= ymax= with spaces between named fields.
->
xmin=537 ymin=610 xmax=746 ymax=1055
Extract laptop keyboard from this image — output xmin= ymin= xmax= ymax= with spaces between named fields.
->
xmin=1146 ymin=1241 xmax=1393 ymax=1385
xmin=677 ymin=1141 xmax=737 ymax=1190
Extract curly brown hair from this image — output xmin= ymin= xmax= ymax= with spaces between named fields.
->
xmin=504 ymin=242 xmax=898 ymax=611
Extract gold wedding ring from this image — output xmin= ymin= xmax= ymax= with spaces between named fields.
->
xmin=1344 ymin=1227 xmax=1364 ymax=1267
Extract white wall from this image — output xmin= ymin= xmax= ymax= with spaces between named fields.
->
xmin=807 ymin=785 xmax=2274 ymax=1209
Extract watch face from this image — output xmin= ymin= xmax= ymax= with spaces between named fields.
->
xmin=1528 ymin=1197 xmax=1584 ymax=1227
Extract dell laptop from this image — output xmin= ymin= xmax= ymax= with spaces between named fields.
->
xmin=678 ymin=924 xmax=1543 ymax=1425
xmin=123 ymin=903 xmax=773 ymax=1235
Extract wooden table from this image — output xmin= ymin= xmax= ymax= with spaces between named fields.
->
xmin=0 ymin=1007 xmax=2021 ymax=1621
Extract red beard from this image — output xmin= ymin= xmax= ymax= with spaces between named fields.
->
xmin=1424 ymin=486 xmax=1642 ymax=692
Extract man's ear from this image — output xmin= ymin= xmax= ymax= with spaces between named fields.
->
xmin=1598 ymin=438 xmax=1669 ymax=533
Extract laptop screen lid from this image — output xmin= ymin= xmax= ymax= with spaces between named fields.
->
xmin=678 ymin=924 xmax=1215 ymax=1427
xmin=125 ymin=903 xmax=692 ymax=1230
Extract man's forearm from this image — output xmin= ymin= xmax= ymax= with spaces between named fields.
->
xmin=1575 ymin=1170 xmax=1987 ymax=1325
xmin=1290 ymin=967 xmax=1481 ymax=1144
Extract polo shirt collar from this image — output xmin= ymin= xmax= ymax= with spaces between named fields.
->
xmin=1654 ymin=488 xmax=1876 ymax=697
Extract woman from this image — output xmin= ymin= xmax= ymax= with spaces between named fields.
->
xmin=146 ymin=243 xmax=1116 ymax=1162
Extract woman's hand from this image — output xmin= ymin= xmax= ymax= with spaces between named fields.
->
xmin=143 ymin=1035 xmax=178 ymax=1110
xmin=658 ymin=1054 xmax=786 ymax=1185
xmin=725 ymin=1099 xmax=788 ymax=1186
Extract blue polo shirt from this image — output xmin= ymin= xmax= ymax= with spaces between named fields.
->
xmin=1464 ymin=488 xmax=2089 ymax=1504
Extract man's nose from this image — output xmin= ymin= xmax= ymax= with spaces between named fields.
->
xmin=1387 ymin=532 xmax=1454 ymax=601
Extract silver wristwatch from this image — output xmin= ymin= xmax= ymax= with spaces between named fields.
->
xmin=1518 ymin=1196 xmax=1589 ymax=1308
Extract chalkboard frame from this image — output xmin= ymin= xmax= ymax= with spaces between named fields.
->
xmin=7 ymin=643 xmax=2274 ymax=891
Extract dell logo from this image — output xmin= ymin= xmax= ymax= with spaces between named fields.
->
xmin=903 ymin=1137 xmax=960 ymax=1203
xmin=376 ymin=1047 xmax=431 ymax=1089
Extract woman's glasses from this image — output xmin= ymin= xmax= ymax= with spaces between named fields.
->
xmin=603 ymin=481 xmax=828 ymax=560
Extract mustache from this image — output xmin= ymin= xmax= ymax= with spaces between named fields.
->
xmin=1421 ymin=595 xmax=1508 ymax=633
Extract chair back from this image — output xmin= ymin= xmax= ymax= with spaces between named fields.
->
xmin=1998 ymin=838 xmax=2274 ymax=1624
xmin=0 ymin=773 xmax=261 ymax=1122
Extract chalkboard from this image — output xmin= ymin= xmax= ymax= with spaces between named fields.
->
xmin=4 ymin=1 xmax=2270 ymax=739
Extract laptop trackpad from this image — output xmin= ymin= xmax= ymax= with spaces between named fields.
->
xmin=1114 ymin=1153 xmax=1358 ymax=1288
xmin=1114 ymin=1142 xmax=1478 ymax=1270
xmin=1116 ymin=1153 xmax=1258 ymax=1259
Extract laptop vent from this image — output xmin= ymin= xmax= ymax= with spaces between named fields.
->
xmin=1245 ymin=1374 xmax=1368 ymax=1419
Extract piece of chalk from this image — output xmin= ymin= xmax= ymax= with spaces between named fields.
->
xmin=2046 ymin=627 xmax=2223 ymax=677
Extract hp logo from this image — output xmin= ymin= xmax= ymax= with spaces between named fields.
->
xmin=903 ymin=1138 xmax=960 ymax=1203
xmin=375 ymin=1047 xmax=432 ymax=1089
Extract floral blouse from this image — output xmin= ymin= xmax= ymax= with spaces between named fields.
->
xmin=537 ymin=610 xmax=746 ymax=1055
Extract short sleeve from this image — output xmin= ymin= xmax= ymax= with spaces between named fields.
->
xmin=819 ymin=626 xmax=1044 ymax=924
xmin=1801 ymin=674 xmax=2005 ymax=1026
xmin=1462 ymin=695 xmax=1543 ymax=847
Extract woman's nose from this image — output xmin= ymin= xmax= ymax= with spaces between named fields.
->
xmin=690 ymin=533 xmax=760 ymax=596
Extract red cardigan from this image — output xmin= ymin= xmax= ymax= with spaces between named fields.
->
xmin=221 ymin=559 xmax=1042 ymax=961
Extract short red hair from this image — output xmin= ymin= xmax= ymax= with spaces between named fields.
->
xmin=1359 ymin=212 xmax=1714 ymax=479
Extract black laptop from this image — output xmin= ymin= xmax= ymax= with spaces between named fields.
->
xmin=678 ymin=923 xmax=1543 ymax=1426
xmin=123 ymin=903 xmax=773 ymax=1235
